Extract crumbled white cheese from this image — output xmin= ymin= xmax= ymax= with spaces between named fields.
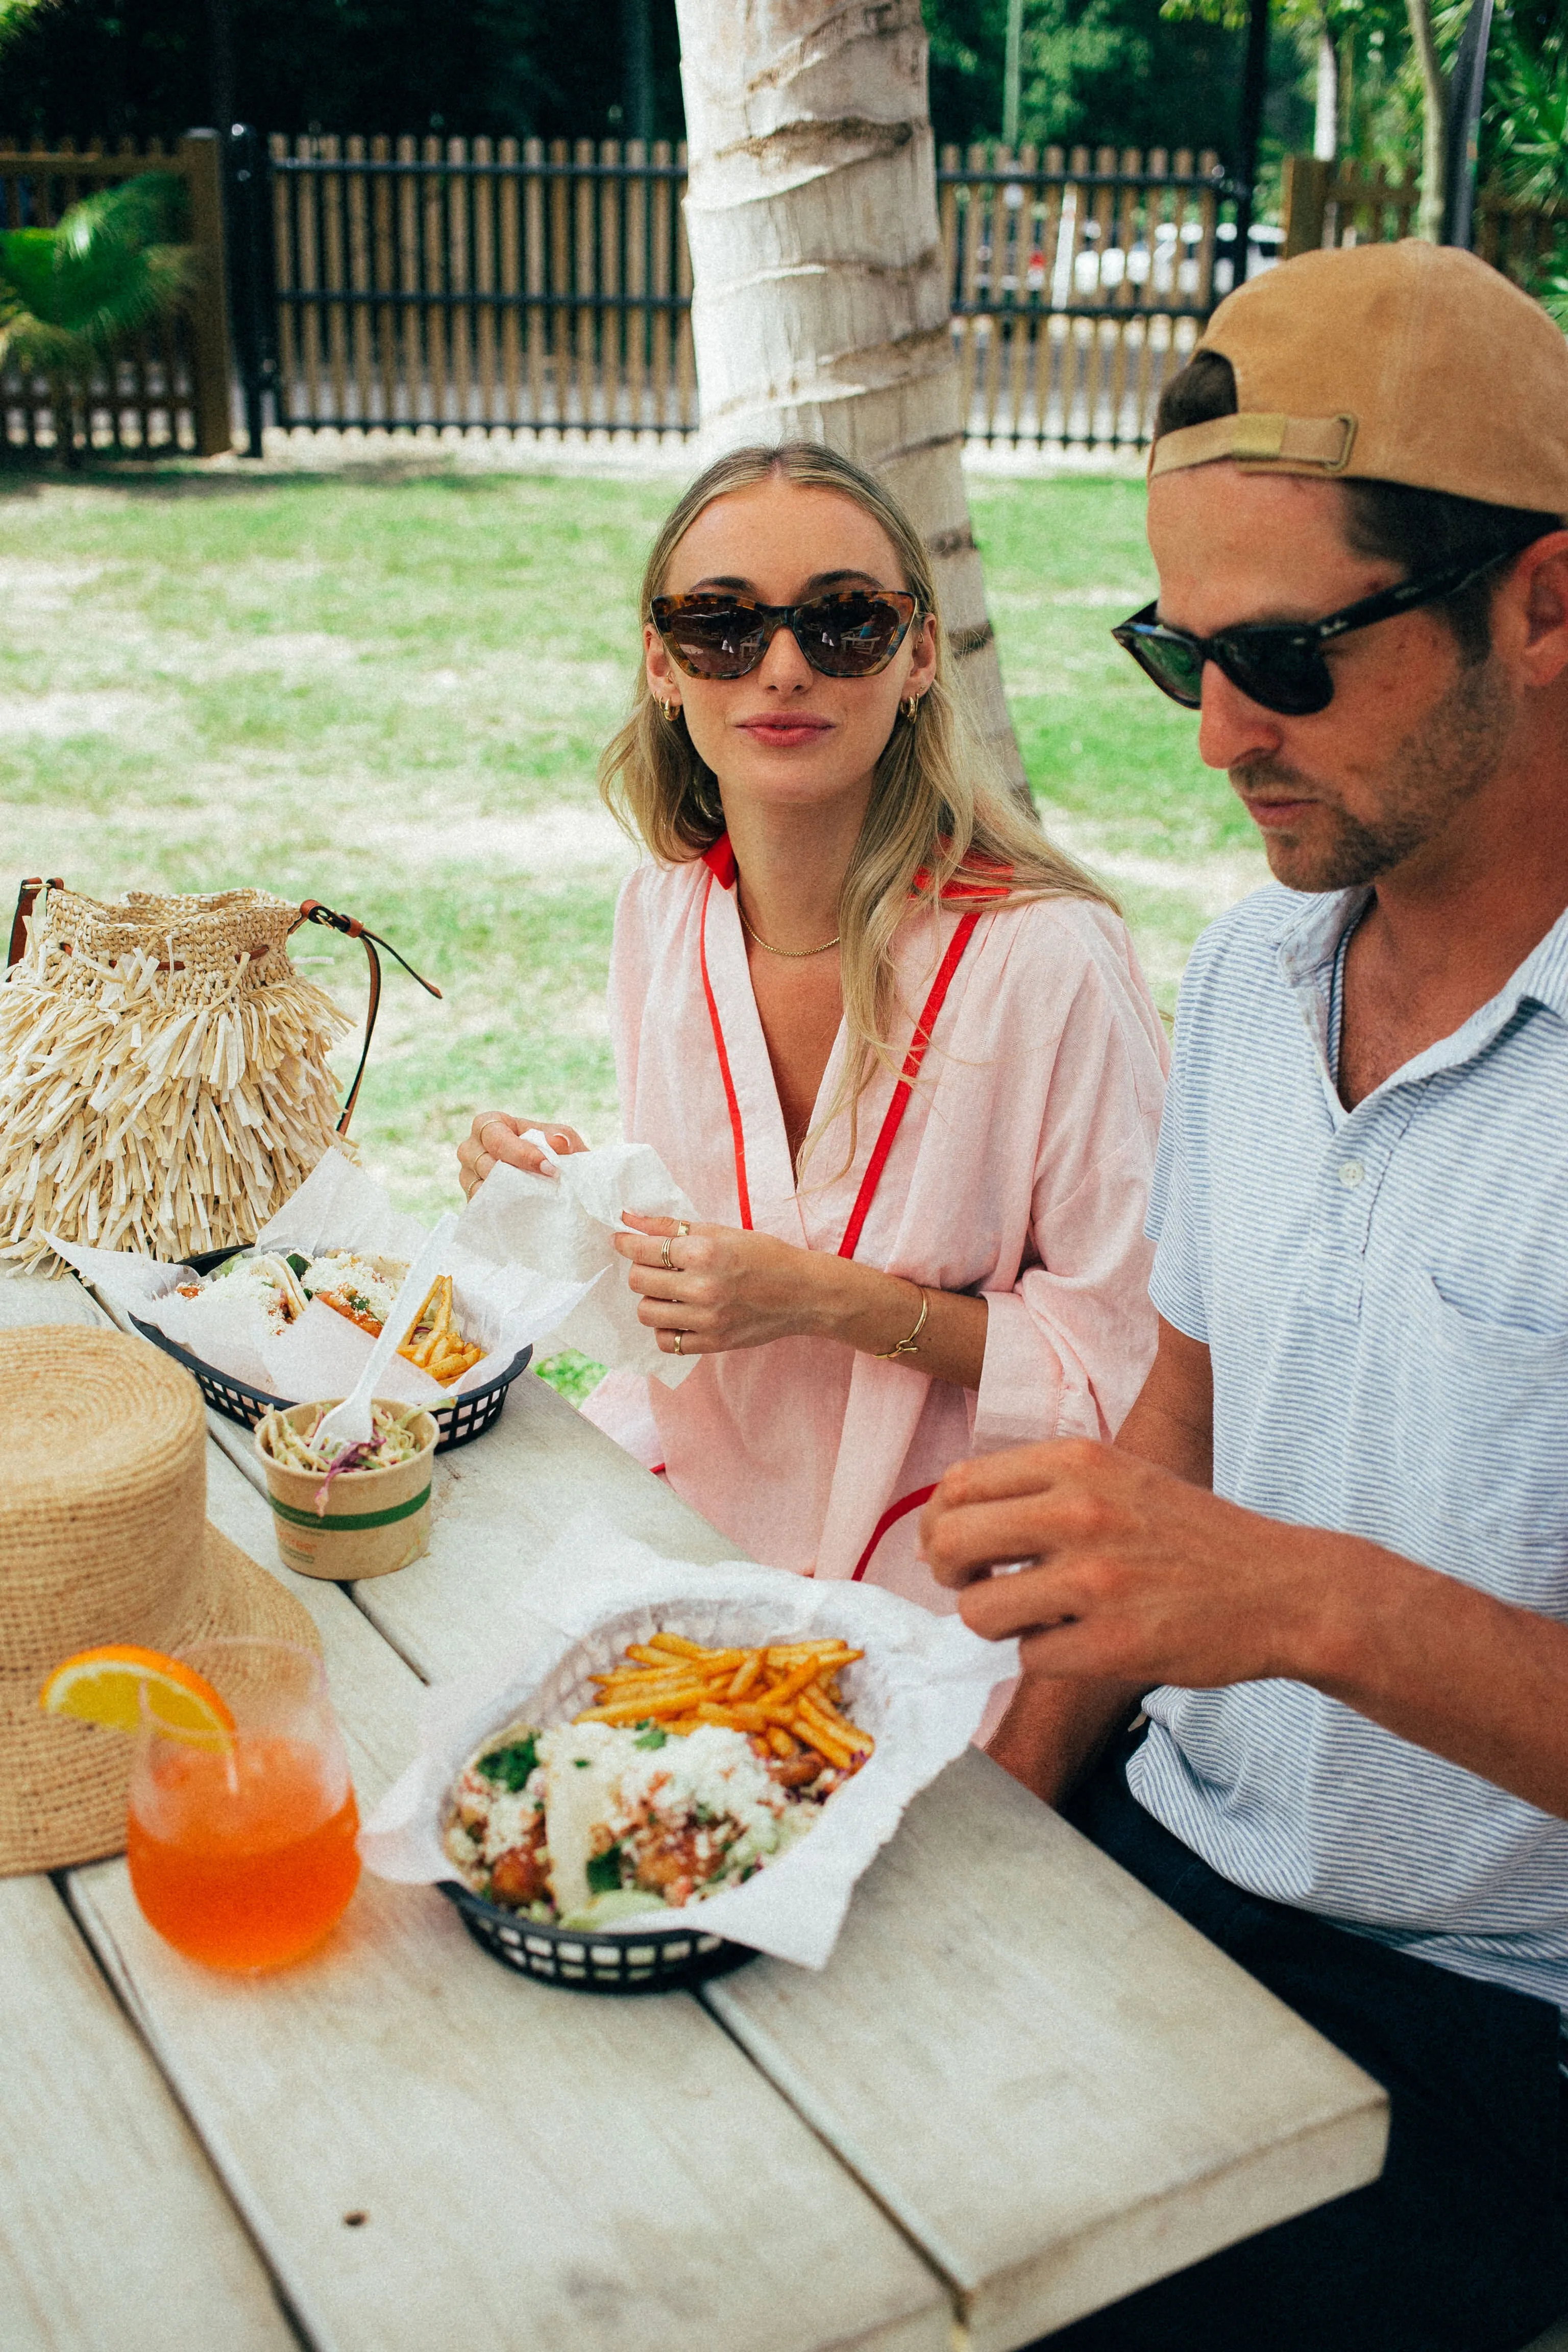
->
xmin=473 ymin=1784 xmax=542 ymax=1864
xmin=307 ymin=1250 xmax=405 ymax=1326
xmin=537 ymin=1721 xmax=796 ymax=1914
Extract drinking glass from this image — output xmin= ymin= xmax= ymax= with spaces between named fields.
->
xmin=127 ymin=1637 xmax=361 ymax=1971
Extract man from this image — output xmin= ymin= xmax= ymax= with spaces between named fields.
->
xmin=922 ymin=239 xmax=1568 ymax=2351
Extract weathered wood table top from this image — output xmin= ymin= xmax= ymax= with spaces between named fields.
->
xmin=1 ymin=1267 xmax=1388 ymax=2352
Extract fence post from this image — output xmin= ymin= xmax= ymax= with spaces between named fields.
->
xmin=1282 ymin=155 xmax=1331 ymax=259
xmin=180 ymin=130 xmax=236 ymax=454
xmin=225 ymin=125 xmax=277 ymax=456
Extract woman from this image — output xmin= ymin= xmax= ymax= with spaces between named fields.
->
xmin=458 ymin=443 xmax=1167 ymax=1609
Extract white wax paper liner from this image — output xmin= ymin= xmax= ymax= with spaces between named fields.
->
xmin=453 ymin=1141 xmax=703 ymax=1388
xmin=358 ymin=1511 xmax=1019 ymax=1969
xmin=49 ymin=1146 xmax=599 ymax=1405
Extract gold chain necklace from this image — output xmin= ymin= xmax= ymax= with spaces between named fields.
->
xmin=739 ymin=909 xmax=841 ymax=959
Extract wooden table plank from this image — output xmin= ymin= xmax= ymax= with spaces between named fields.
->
xmin=704 ymin=1746 xmax=1388 ymax=2351
xmin=188 ymin=1301 xmax=1389 ymax=2348
xmin=62 ymin=1451 xmax=950 ymax=2352
xmin=0 ymin=1875 xmax=299 ymax=2352
xmin=10 ymin=1266 xmax=1389 ymax=2344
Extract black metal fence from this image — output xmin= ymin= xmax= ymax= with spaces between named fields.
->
xmin=225 ymin=130 xmax=1271 ymax=455
xmin=228 ymin=132 xmax=695 ymax=442
xmin=937 ymin=142 xmax=1269 ymax=450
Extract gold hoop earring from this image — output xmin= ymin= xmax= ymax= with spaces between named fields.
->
xmin=901 ymin=695 xmax=921 ymax=720
xmin=658 ymin=697 xmax=678 ymax=723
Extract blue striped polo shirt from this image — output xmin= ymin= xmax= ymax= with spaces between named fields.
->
xmin=1131 ymin=881 xmax=1568 ymax=2014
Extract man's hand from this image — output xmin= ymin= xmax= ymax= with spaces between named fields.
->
xmin=921 ymin=1438 xmax=1342 ymax=1692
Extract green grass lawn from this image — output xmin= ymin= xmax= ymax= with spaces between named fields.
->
xmin=0 ymin=457 xmax=1264 ymax=1398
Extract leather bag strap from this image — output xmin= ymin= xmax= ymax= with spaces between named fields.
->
xmin=7 ymin=877 xmax=63 ymax=969
xmin=295 ymin=901 xmax=443 ymax=1137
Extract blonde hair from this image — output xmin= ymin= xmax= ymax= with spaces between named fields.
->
xmin=599 ymin=442 xmax=1116 ymax=1169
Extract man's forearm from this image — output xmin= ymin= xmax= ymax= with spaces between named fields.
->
xmin=982 ymin=1390 xmax=1193 ymax=1806
xmin=1309 ymin=1535 xmax=1568 ymax=1821
xmin=1116 ymin=1386 xmax=1212 ymax=1487
xmin=967 ymin=1316 xmax=1213 ymax=1805
xmin=986 ymin=1670 xmax=1145 ymax=1806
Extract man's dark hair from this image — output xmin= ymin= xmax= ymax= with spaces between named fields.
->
xmin=1153 ymin=351 xmax=1561 ymax=661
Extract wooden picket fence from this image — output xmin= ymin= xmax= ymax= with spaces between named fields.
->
xmin=1282 ymin=154 xmax=1568 ymax=287
xmin=937 ymin=142 xmax=1250 ymax=451
xmin=252 ymin=134 xmax=1251 ymax=453
xmin=0 ymin=135 xmax=233 ymax=456
xmin=264 ymin=135 xmax=695 ymax=435
xmin=6 ymin=130 xmax=1564 ymax=465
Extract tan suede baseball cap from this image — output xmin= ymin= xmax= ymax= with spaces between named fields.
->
xmin=1150 ymin=240 xmax=1568 ymax=517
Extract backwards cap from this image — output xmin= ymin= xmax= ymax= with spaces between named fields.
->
xmin=1150 ymin=240 xmax=1568 ymax=517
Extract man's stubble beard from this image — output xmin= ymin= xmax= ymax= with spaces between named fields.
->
xmin=1234 ymin=652 xmax=1516 ymax=894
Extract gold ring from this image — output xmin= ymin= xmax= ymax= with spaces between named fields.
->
xmin=660 ymin=1236 xmax=674 ymax=1269
xmin=672 ymin=1330 xmax=684 ymax=1355
xmin=675 ymin=1220 xmax=691 ymax=1238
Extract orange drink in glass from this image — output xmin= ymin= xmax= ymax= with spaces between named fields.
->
xmin=127 ymin=1637 xmax=360 ymax=1972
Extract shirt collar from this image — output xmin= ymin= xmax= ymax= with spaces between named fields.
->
xmin=1275 ymin=886 xmax=1568 ymax=1096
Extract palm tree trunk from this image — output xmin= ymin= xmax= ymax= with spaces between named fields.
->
xmin=674 ymin=0 xmax=1030 ymax=805
xmin=1314 ymin=25 xmax=1339 ymax=161
xmin=1405 ymin=0 xmax=1450 ymax=241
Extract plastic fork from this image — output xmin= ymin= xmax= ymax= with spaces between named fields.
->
xmin=311 ymin=1212 xmax=459 ymax=1451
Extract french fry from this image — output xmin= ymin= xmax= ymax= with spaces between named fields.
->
xmin=765 ymin=1643 xmax=860 ymax=1668
xmin=695 ymin=1700 xmax=749 ymax=1731
xmin=795 ymin=1716 xmax=856 ymax=1769
xmin=797 ymin=1697 xmax=870 ymax=1764
xmin=578 ymin=1688 xmax=713 ymax=1724
xmin=727 ymin=1649 xmax=764 ymax=1701
xmin=573 ymin=1629 xmax=873 ymax=1771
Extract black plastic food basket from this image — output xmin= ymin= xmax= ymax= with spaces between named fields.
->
xmin=130 ymin=1245 xmax=530 ymax=1454
xmin=438 ymin=1881 xmax=756 ymax=1994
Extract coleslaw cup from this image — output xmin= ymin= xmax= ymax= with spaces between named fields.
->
xmin=255 ymin=1401 xmax=437 ymax=1580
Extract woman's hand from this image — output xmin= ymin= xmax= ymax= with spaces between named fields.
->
xmin=612 ymin=1213 xmax=987 ymax=1384
xmin=614 ymin=1213 xmax=826 ymax=1354
xmin=456 ymin=1112 xmax=587 ymax=1200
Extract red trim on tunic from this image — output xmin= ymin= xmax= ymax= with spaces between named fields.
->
xmin=851 ymin=1483 xmax=938 ymax=1581
xmin=698 ymin=868 xmax=753 ymax=1230
xmin=911 ymin=849 xmax=1013 ymax=901
xmin=701 ymin=835 xmax=738 ymax=886
xmin=837 ymin=910 xmax=981 ymax=1261
xmin=697 ymin=834 xmax=985 ymax=1259
xmin=691 ymin=839 xmax=982 ymax=1584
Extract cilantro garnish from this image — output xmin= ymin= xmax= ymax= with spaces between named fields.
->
xmin=633 ymin=1722 xmax=668 ymax=1750
xmin=476 ymin=1735 xmax=538 ymax=1792
xmin=585 ymin=1846 xmax=624 ymax=1894
xmin=573 ymin=1757 xmax=591 ymax=1769
xmin=285 ymin=1252 xmax=310 ymax=1279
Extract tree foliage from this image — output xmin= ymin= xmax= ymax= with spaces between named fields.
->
xmin=926 ymin=0 xmax=1256 ymax=155
xmin=1 ymin=172 xmax=193 ymax=368
xmin=0 ymin=0 xmax=687 ymax=146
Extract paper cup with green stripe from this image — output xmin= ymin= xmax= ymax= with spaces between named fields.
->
xmin=254 ymin=1404 xmax=438 ymax=1581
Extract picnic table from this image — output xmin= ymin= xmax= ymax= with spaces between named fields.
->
xmin=2 ymin=1265 xmax=1388 ymax=2352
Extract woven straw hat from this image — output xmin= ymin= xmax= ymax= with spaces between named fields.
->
xmin=2 ymin=1327 xmax=319 ymax=1877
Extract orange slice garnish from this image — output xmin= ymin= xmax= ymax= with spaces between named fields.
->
xmin=39 ymin=1646 xmax=235 ymax=1742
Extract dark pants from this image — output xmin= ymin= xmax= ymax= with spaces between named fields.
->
xmin=1034 ymin=1734 xmax=1568 ymax=2352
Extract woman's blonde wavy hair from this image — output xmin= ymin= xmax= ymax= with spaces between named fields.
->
xmin=599 ymin=441 xmax=1116 ymax=1171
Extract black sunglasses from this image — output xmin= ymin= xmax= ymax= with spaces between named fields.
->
xmin=651 ymin=587 xmax=919 ymax=680
xmin=1111 ymin=553 xmax=1508 ymax=717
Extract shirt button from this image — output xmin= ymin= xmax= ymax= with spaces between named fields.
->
xmin=1338 ymin=1160 xmax=1365 ymax=1189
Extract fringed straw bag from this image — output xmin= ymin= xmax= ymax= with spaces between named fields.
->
xmin=0 ymin=880 xmax=438 ymax=1271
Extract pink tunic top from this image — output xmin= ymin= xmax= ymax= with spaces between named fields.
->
xmin=582 ymin=841 xmax=1169 ymax=1612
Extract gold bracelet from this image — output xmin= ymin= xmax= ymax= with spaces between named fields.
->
xmin=874 ymin=1285 xmax=929 ymax=1360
